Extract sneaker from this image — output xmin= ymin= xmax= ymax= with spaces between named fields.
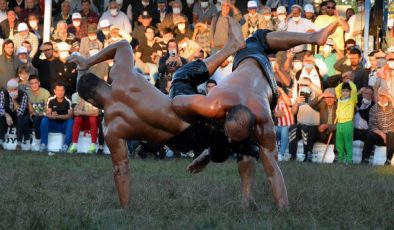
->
xmin=61 ymin=144 xmax=69 ymax=153
xmin=97 ymin=146 xmax=104 ymax=155
xmin=67 ymin=144 xmax=77 ymax=154
xmin=88 ymin=144 xmax=96 ymax=154
xmin=21 ymin=141 xmax=30 ymax=151
xmin=39 ymin=143 xmax=47 ymax=152
xmin=306 ymin=152 xmax=313 ymax=162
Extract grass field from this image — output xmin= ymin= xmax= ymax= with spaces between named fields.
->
xmin=0 ymin=151 xmax=394 ymax=229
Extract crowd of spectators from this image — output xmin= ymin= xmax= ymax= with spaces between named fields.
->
xmin=0 ymin=0 xmax=392 ymax=165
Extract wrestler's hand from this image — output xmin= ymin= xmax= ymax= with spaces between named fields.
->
xmin=67 ymin=54 xmax=90 ymax=71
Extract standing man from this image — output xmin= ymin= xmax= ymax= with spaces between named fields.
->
xmin=32 ymin=42 xmax=56 ymax=92
xmin=0 ymin=39 xmax=19 ymax=88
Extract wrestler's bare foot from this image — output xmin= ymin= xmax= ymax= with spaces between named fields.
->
xmin=314 ymin=21 xmax=339 ymax=46
xmin=226 ymin=16 xmax=246 ymax=53
xmin=187 ymin=149 xmax=210 ymax=174
xmin=241 ymin=195 xmax=258 ymax=210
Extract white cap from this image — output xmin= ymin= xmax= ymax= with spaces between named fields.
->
xmin=57 ymin=42 xmax=71 ymax=52
xmin=7 ymin=78 xmax=19 ymax=89
xmin=304 ymin=4 xmax=314 ymax=13
xmin=17 ymin=23 xmax=28 ymax=32
xmin=247 ymin=0 xmax=258 ymax=9
xmin=99 ymin=19 xmax=110 ymax=28
xmin=291 ymin=4 xmax=302 ymax=11
xmin=16 ymin=46 xmax=28 ymax=55
xmin=72 ymin=12 xmax=82 ymax=20
xmin=277 ymin=6 xmax=286 ymax=14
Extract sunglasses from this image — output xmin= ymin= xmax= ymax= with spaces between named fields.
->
xmin=327 ymin=6 xmax=336 ymax=9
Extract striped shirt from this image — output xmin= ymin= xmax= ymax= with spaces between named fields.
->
xmin=274 ymin=98 xmax=294 ymax=127
xmin=369 ymin=102 xmax=394 ymax=133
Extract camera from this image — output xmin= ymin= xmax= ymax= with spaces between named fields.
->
xmin=169 ymin=50 xmax=176 ymax=57
xmin=300 ymin=91 xmax=311 ymax=103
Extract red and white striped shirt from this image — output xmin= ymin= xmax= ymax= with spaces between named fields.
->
xmin=274 ymin=98 xmax=295 ymax=127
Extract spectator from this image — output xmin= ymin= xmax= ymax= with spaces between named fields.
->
xmin=19 ymin=0 xmax=41 ymax=23
xmin=0 ymin=39 xmax=19 ymax=88
xmin=0 ymin=0 xmax=7 ymax=23
xmin=274 ymin=87 xmax=295 ymax=160
xmin=192 ymin=0 xmax=217 ymax=24
xmin=314 ymin=39 xmax=341 ymax=81
xmin=79 ymin=0 xmax=99 ymax=29
xmin=157 ymin=28 xmax=174 ymax=56
xmin=362 ymin=89 xmax=394 ymax=165
xmin=16 ymin=46 xmax=38 ymax=76
xmin=49 ymin=42 xmax=77 ymax=97
xmin=32 ymin=42 xmax=55 ymax=92
xmin=275 ymin=6 xmax=287 ymax=31
xmin=0 ymin=9 xmax=20 ymax=40
xmin=104 ymin=25 xmax=132 ymax=47
xmin=0 ymin=79 xmax=30 ymax=150
xmin=132 ymin=0 xmax=158 ymax=27
xmin=80 ymin=24 xmax=103 ymax=58
xmin=309 ymin=87 xmax=337 ymax=144
xmin=39 ymin=82 xmax=73 ymax=153
xmin=99 ymin=0 xmax=132 ymax=34
xmin=296 ymin=52 xmax=324 ymax=94
xmin=205 ymin=79 xmax=217 ymax=95
xmin=17 ymin=64 xmax=30 ymax=93
xmin=375 ymin=52 xmax=394 ymax=97
xmin=335 ymin=80 xmax=357 ymax=164
xmin=314 ymin=0 xmax=349 ymax=52
xmin=8 ymin=0 xmax=24 ymax=19
xmin=367 ymin=51 xmax=379 ymax=87
xmin=135 ymin=26 xmax=162 ymax=84
xmin=178 ymin=35 xmax=203 ymax=62
xmin=174 ymin=17 xmax=193 ymax=41
xmin=346 ymin=0 xmax=366 ymax=46
xmin=53 ymin=0 xmax=72 ymax=26
xmin=318 ymin=1 xmax=328 ymax=15
xmin=67 ymin=12 xmax=87 ymax=40
xmin=27 ymin=75 xmax=50 ymax=151
xmin=303 ymin=4 xmax=315 ymax=22
xmin=334 ymin=48 xmax=369 ymax=91
xmin=354 ymin=86 xmax=374 ymax=144
xmin=241 ymin=1 xmax=267 ymax=39
xmin=97 ymin=19 xmax=111 ymax=44
xmin=116 ymin=0 xmax=133 ymax=21
xmin=13 ymin=22 xmax=39 ymax=58
xmin=68 ymin=92 xmax=99 ymax=154
xmin=209 ymin=0 xmax=242 ymax=53
xmin=192 ymin=22 xmax=211 ymax=55
xmin=157 ymin=38 xmax=187 ymax=94
xmin=27 ymin=13 xmax=43 ymax=43
xmin=345 ymin=8 xmax=355 ymax=22
xmin=87 ymin=43 xmax=109 ymax=82
xmin=51 ymin=20 xmax=77 ymax=46
xmin=132 ymin=10 xmax=157 ymax=45
xmin=156 ymin=0 xmax=171 ymax=25
xmin=160 ymin=0 xmax=188 ymax=32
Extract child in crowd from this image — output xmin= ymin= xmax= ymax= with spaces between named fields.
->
xmin=335 ymin=80 xmax=357 ymax=164
xmin=17 ymin=64 xmax=31 ymax=93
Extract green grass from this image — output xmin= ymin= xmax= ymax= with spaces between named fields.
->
xmin=0 ymin=151 xmax=394 ymax=229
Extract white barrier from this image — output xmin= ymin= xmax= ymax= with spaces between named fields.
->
xmin=352 ymin=140 xmax=364 ymax=164
xmin=312 ymin=143 xmax=335 ymax=163
xmin=373 ymin=146 xmax=387 ymax=166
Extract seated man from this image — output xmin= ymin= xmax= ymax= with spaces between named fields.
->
xmin=68 ymin=92 xmax=99 ymax=154
xmin=40 ymin=82 xmax=73 ymax=152
xmin=0 ymin=79 xmax=30 ymax=150
xmin=68 ymin=18 xmax=338 ymax=210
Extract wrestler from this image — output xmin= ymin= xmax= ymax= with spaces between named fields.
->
xmin=67 ymin=18 xmax=337 ymax=210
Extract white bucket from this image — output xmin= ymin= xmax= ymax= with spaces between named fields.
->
xmin=47 ymin=133 xmax=64 ymax=152
xmin=312 ymin=143 xmax=335 ymax=163
xmin=352 ymin=141 xmax=364 ymax=164
xmin=373 ymin=146 xmax=387 ymax=166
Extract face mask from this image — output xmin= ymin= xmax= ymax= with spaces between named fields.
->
xmin=362 ymin=98 xmax=372 ymax=105
xmin=304 ymin=63 xmax=314 ymax=70
xmin=20 ymin=58 xmax=28 ymax=63
xmin=9 ymin=91 xmax=18 ymax=98
xmin=89 ymin=49 xmax=99 ymax=56
xmin=111 ymin=36 xmax=121 ymax=41
xmin=264 ymin=15 xmax=271 ymax=21
xmin=29 ymin=20 xmax=38 ymax=28
xmin=141 ymin=1 xmax=149 ymax=7
xmin=377 ymin=58 xmax=386 ymax=68
xmin=102 ymin=30 xmax=110 ymax=35
xmin=249 ymin=13 xmax=257 ymax=18
xmin=59 ymin=51 xmax=69 ymax=59
xmin=323 ymin=45 xmax=332 ymax=54
xmin=73 ymin=21 xmax=81 ymax=27
xmin=292 ymin=16 xmax=301 ymax=22
xmin=187 ymin=0 xmax=194 ymax=5
xmin=278 ymin=15 xmax=286 ymax=21
xmin=110 ymin=9 xmax=118 ymax=16
xmin=378 ymin=101 xmax=388 ymax=107
xmin=177 ymin=23 xmax=186 ymax=31
xmin=200 ymin=2 xmax=209 ymax=8
xmin=357 ymin=6 xmax=364 ymax=12
xmin=173 ymin=7 xmax=181 ymax=14
xmin=388 ymin=61 xmax=394 ymax=70
xmin=293 ymin=62 xmax=303 ymax=71
xmin=88 ymin=35 xmax=97 ymax=41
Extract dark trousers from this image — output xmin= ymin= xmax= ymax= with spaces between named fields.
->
xmin=354 ymin=129 xmax=369 ymax=142
xmin=0 ymin=114 xmax=30 ymax=142
xmin=32 ymin=115 xmax=43 ymax=139
xmin=361 ymin=131 xmax=394 ymax=161
xmin=289 ymin=124 xmax=318 ymax=158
